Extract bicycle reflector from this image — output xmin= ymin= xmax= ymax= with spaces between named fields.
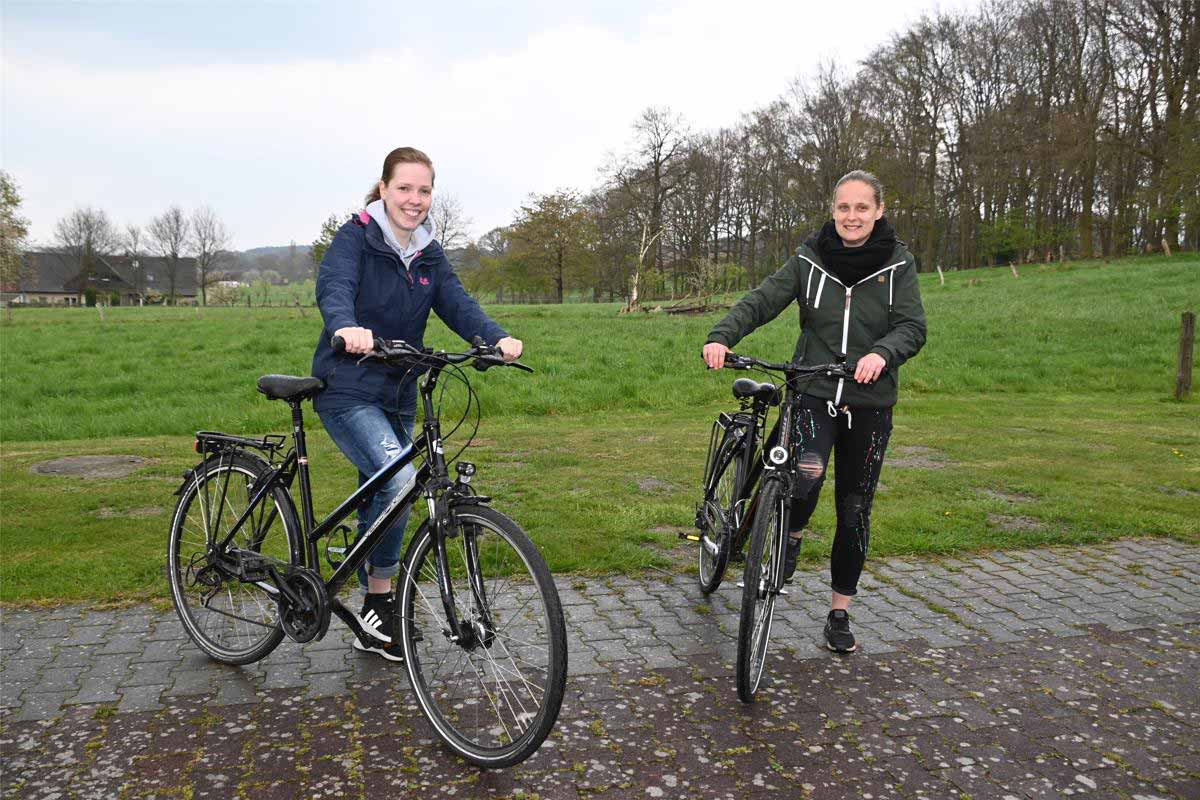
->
xmin=193 ymin=439 xmax=201 ymax=453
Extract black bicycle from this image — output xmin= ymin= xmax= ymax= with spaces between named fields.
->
xmin=685 ymin=352 xmax=855 ymax=702
xmin=166 ymin=337 xmax=567 ymax=767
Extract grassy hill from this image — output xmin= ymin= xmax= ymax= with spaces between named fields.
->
xmin=0 ymin=255 xmax=1196 ymax=603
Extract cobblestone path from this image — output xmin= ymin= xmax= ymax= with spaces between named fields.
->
xmin=2 ymin=538 xmax=1197 ymax=799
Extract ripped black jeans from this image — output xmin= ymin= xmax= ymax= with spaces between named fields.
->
xmin=787 ymin=394 xmax=893 ymax=596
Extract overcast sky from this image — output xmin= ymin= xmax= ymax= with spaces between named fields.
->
xmin=3 ymin=0 xmax=968 ymax=251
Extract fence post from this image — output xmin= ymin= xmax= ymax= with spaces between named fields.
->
xmin=1010 ymin=263 xmax=1020 ymax=278
xmin=935 ymin=264 xmax=945 ymax=286
xmin=1177 ymin=311 xmax=1195 ymax=400
xmin=1162 ymin=238 xmax=1173 ymax=258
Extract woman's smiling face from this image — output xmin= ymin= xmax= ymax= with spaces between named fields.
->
xmin=378 ymin=162 xmax=434 ymax=236
xmin=832 ymin=179 xmax=883 ymax=248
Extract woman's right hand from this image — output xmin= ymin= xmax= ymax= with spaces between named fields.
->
xmin=334 ymin=326 xmax=375 ymax=354
xmin=703 ymin=342 xmax=729 ymax=370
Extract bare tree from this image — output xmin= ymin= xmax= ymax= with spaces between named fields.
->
xmin=606 ymin=107 xmax=691 ymax=289
xmin=121 ymin=223 xmax=148 ymax=301
xmin=54 ymin=207 xmax=120 ymax=289
xmin=147 ymin=206 xmax=191 ymax=305
xmin=191 ymin=206 xmax=230 ymax=306
xmin=430 ymin=193 xmax=472 ymax=251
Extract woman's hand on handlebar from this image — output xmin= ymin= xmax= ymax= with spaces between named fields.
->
xmin=855 ymin=352 xmax=887 ymax=384
xmin=703 ymin=342 xmax=729 ymax=370
xmin=334 ymin=326 xmax=374 ymax=355
xmin=496 ymin=336 xmax=523 ymax=362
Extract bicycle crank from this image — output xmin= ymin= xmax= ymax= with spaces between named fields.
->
xmin=277 ymin=568 xmax=331 ymax=643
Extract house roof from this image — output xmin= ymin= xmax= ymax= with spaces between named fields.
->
xmin=12 ymin=251 xmax=79 ymax=293
xmin=106 ymin=254 xmax=198 ymax=295
xmin=12 ymin=251 xmax=197 ymax=296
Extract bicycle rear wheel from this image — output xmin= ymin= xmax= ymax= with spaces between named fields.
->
xmin=697 ymin=430 xmax=743 ymax=594
xmin=167 ymin=453 xmax=301 ymax=665
xmin=736 ymin=479 xmax=785 ymax=702
xmin=398 ymin=506 xmax=567 ymax=768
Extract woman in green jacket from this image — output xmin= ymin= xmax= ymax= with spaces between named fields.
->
xmin=703 ymin=170 xmax=926 ymax=653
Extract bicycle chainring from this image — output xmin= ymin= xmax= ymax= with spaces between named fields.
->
xmin=277 ymin=568 xmax=331 ymax=643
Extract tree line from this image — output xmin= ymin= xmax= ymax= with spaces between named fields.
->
xmin=458 ymin=0 xmax=1198 ymax=305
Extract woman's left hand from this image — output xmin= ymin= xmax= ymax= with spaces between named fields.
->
xmin=854 ymin=353 xmax=887 ymax=384
xmin=497 ymin=336 xmax=523 ymax=362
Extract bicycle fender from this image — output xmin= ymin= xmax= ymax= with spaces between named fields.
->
xmin=173 ymin=468 xmax=196 ymax=496
xmin=172 ymin=452 xmax=273 ymax=496
xmin=450 ymin=494 xmax=492 ymax=507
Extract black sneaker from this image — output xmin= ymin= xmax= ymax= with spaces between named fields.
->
xmin=352 ymin=591 xmax=395 ymax=643
xmin=351 ymin=591 xmax=404 ymax=662
xmin=824 ymin=609 xmax=857 ymax=653
xmin=352 ymin=635 xmax=405 ymax=662
xmin=782 ymin=534 xmax=802 ymax=584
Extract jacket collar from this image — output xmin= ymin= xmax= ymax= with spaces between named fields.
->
xmin=796 ymin=242 xmax=907 ymax=287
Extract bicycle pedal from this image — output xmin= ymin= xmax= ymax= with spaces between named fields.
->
xmin=677 ymin=532 xmax=701 ymax=542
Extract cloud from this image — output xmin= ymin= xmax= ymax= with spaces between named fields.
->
xmin=4 ymin=0 xmax=937 ymax=249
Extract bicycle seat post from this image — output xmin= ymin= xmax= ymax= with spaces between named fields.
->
xmin=289 ymin=400 xmax=317 ymax=539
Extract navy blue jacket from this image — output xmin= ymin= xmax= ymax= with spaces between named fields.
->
xmin=312 ymin=212 xmax=507 ymax=413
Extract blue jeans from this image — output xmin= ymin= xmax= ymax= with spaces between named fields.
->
xmin=317 ymin=404 xmax=416 ymax=589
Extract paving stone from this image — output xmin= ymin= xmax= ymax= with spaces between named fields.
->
xmin=1 ymin=539 xmax=1197 ymax=798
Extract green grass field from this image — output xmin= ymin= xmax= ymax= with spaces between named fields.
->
xmin=1 ymin=254 xmax=1197 ymax=605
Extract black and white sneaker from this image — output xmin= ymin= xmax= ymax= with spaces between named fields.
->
xmin=352 ymin=636 xmax=405 ymax=662
xmin=351 ymin=591 xmax=395 ymax=643
xmin=824 ymin=609 xmax=857 ymax=653
xmin=351 ymin=592 xmax=404 ymax=662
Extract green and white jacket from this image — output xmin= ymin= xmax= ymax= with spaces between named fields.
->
xmin=707 ymin=242 xmax=927 ymax=409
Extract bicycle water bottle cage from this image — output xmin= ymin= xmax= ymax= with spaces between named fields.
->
xmin=325 ymin=524 xmax=353 ymax=570
xmin=731 ymin=378 xmax=781 ymax=407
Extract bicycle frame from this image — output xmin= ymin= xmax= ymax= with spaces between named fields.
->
xmin=200 ymin=354 xmax=483 ymax=644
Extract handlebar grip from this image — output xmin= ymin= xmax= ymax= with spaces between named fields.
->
xmin=331 ymin=335 xmax=345 ymax=354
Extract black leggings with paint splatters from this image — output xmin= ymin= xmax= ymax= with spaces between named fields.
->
xmin=787 ymin=394 xmax=893 ymax=596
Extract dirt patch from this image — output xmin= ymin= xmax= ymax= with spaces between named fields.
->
xmin=92 ymin=506 xmax=167 ymax=519
xmin=888 ymin=446 xmax=953 ymax=469
xmin=986 ymin=512 xmax=1044 ymax=532
xmin=1156 ymin=485 xmax=1200 ymax=497
xmin=636 ymin=477 xmax=673 ymax=493
xmin=636 ymin=435 xmax=658 ymax=443
xmin=976 ymin=488 xmax=1035 ymax=503
xmin=31 ymin=455 xmax=147 ymax=480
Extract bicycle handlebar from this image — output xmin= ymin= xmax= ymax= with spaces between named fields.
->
xmin=723 ymin=351 xmax=858 ymax=378
xmin=331 ymin=335 xmax=534 ymax=373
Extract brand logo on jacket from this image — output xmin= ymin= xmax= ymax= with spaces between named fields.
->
xmin=419 ymin=277 xmax=430 ymax=285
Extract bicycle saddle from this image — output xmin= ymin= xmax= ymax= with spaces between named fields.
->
xmin=731 ymin=378 xmax=780 ymax=406
xmin=257 ymin=374 xmax=325 ymax=401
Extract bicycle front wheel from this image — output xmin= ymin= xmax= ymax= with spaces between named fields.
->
xmin=736 ymin=479 xmax=785 ymax=702
xmin=698 ymin=432 xmax=742 ymax=594
xmin=398 ymin=506 xmax=567 ymax=768
xmin=167 ymin=453 xmax=302 ymax=665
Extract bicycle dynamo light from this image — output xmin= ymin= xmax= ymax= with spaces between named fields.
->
xmin=769 ymin=446 xmax=788 ymax=465
xmin=455 ymin=461 xmax=476 ymax=484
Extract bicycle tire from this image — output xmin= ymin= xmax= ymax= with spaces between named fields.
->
xmin=736 ymin=479 xmax=785 ymax=702
xmin=697 ymin=432 xmax=743 ymax=594
xmin=167 ymin=452 xmax=302 ymax=665
xmin=398 ymin=506 xmax=567 ymax=768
